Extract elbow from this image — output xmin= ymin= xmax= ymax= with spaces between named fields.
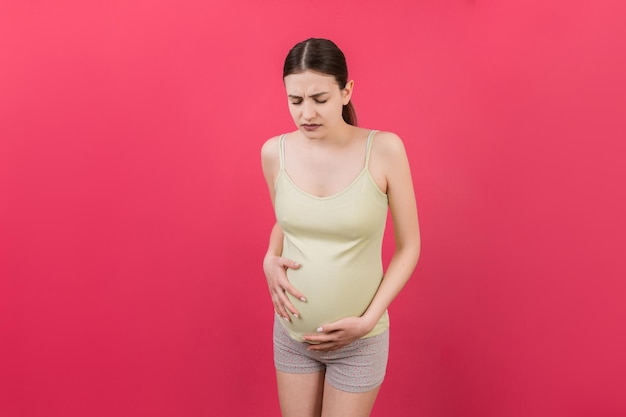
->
xmin=398 ymin=240 xmax=420 ymax=272
xmin=413 ymin=244 xmax=421 ymax=267
xmin=411 ymin=244 xmax=421 ymax=271
xmin=410 ymin=232 xmax=421 ymax=268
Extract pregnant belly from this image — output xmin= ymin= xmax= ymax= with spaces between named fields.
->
xmin=281 ymin=267 xmax=382 ymax=340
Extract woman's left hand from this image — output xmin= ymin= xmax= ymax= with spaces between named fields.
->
xmin=302 ymin=316 xmax=374 ymax=352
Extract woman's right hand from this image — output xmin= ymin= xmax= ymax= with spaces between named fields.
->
xmin=263 ymin=254 xmax=305 ymax=321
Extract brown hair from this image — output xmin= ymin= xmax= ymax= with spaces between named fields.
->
xmin=283 ymin=38 xmax=357 ymax=126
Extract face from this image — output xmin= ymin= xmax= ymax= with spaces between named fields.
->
xmin=283 ymin=70 xmax=353 ymax=138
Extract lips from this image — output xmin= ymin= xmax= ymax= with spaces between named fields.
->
xmin=302 ymin=124 xmax=321 ymax=131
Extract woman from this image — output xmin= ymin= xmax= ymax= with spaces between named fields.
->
xmin=261 ymin=38 xmax=420 ymax=417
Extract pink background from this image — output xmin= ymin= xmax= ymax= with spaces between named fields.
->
xmin=1 ymin=1 xmax=625 ymax=416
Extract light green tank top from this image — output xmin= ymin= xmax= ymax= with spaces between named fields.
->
xmin=274 ymin=130 xmax=390 ymax=341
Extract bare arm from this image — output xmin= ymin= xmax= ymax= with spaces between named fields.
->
xmin=304 ymin=132 xmax=420 ymax=350
xmin=261 ymin=137 xmax=305 ymax=321
xmin=361 ymin=133 xmax=421 ymax=329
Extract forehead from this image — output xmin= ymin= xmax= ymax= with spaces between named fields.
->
xmin=284 ymin=71 xmax=338 ymax=95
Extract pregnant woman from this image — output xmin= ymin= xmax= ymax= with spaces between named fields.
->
xmin=261 ymin=38 xmax=420 ymax=417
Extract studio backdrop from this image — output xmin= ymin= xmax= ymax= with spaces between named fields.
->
xmin=1 ymin=1 xmax=625 ymax=416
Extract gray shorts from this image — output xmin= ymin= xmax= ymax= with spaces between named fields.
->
xmin=273 ymin=317 xmax=389 ymax=393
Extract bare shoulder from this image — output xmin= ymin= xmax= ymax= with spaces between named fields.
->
xmin=261 ymin=135 xmax=281 ymax=162
xmin=261 ymin=135 xmax=283 ymax=184
xmin=371 ymin=131 xmax=408 ymax=161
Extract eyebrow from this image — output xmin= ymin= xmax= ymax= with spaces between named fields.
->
xmin=288 ymin=92 xmax=330 ymax=99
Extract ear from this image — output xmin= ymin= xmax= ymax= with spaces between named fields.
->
xmin=342 ymin=80 xmax=354 ymax=105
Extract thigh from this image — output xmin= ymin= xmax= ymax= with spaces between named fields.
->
xmin=324 ymin=330 xmax=389 ymax=393
xmin=274 ymin=317 xmax=327 ymax=417
xmin=277 ymin=370 xmax=325 ymax=417
xmin=321 ymin=381 xmax=380 ymax=417
xmin=274 ymin=316 xmax=326 ymax=374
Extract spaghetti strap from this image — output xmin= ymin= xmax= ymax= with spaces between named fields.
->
xmin=365 ymin=130 xmax=378 ymax=168
xmin=278 ymin=134 xmax=286 ymax=170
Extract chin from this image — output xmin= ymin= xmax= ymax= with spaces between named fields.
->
xmin=299 ymin=127 xmax=325 ymax=139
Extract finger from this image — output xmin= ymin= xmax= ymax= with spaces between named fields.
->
xmin=282 ymin=283 xmax=307 ymax=303
xmin=316 ymin=317 xmax=349 ymax=333
xmin=310 ymin=323 xmax=333 ymax=334
xmin=272 ymin=291 xmax=292 ymax=321
xmin=280 ymin=292 xmax=301 ymax=319
xmin=278 ymin=257 xmax=301 ymax=270
xmin=274 ymin=266 xmax=306 ymax=301
xmin=306 ymin=341 xmax=341 ymax=352
xmin=273 ymin=300 xmax=290 ymax=321
xmin=302 ymin=330 xmax=337 ymax=344
xmin=272 ymin=264 xmax=306 ymax=302
xmin=272 ymin=288 xmax=298 ymax=320
xmin=274 ymin=309 xmax=286 ymax=320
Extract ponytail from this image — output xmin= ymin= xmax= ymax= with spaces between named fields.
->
xmin=342 ymin=102 xmax=357 ymax=126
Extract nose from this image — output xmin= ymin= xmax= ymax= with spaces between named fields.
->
xmin=302 ymin=100 xmax=316 ymax=121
